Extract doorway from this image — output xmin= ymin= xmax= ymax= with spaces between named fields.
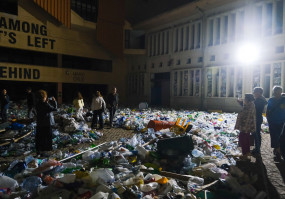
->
xmin=151 ymin=72 xmax=170 ymax=107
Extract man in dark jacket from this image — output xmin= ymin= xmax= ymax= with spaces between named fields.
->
xmin=252 ymin=87 xmax=268 ymax=155
xmin=1 ymin=89 xmax=9 ymax=122
xmin=107 ymin=87 xmax=119 ymax=127
xmin=27 ymin=88 xmax=36 ymax=119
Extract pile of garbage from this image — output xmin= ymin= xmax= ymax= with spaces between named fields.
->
xmin=1 ymin=115 xmax=267 ymax=198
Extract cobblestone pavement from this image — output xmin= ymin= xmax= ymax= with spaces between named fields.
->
xmin=260 ymin=133 xmax=285 ymax=199
xmin=237 ymin=133 xmax=285 ymax=199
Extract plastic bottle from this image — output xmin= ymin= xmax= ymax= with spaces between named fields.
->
xmin=140 ymin=182 xmax=159 ymax=192
xmin=22 ymin=176 xmax=42 ymax=192
xmin=90 ymin=192 xmax=109 ymax=199
xmin=90 ymin=168 xmax=115 ymax=184
xmin=192 ymin=149 xmax=204 ymax=157
xmin=0 ymin=176 xmax=19 ymax=191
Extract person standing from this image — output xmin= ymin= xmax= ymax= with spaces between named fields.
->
xmin=1 ymin=89 xmax=9 ymax=122
xmin=91 ymin=91 xmax=106 ymax=130
xmin=235 ymin=94 xmax=256 ymax=159
xmin=266 ymin=86 xmax=285 ymax=160
xmin=107 ymin=87 xmax=119 ymax=127
xmin=252 ymin=87 xmax=268 ymax=155
xmin=73 ymin=92 xmax=85 ymax=121
xmin=26 ymin=88 xmax=36 ymax=119
xmin=35 ymin=90 xmax=57 ymax=156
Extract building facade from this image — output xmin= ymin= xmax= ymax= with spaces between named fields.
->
xmin=127 ymin=0 xmax=285 ymax=112
xmin=0 ymin=0 xmax=127 ymax=104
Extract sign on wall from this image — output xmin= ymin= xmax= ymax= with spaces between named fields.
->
xmin=0 ymin=16 xmax=56 ymax=50
xmin=0 ymin=63 xmax=112 ymax=84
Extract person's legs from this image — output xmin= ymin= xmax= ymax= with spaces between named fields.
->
xmin=280 ymin=125 xmax=285 ymax=159
xmin=253 ymin=122 xmax=262 ymax=153
xmin=269 ymin=123 xmax=283 ymax=149
xmin=239 ymin=132 xmax=251 ymax=155
xmin=91 ymin=110 xmax=98 ymax=129
xmin=2 ymin=108 xmax=7 ymax=122
xmin=28 ymin=107 xmax=32 ymax=118
xmin=109 ymin=107 xmax=116 ymax=127
xmin=99 ymin=110 xmax=104 ymax=129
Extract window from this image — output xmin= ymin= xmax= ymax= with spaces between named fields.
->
xmin=179 ymin=71 xmax=183 ymax=96
xmin=208 ymin=19 xmax=214 ymax=46
xmin=187 ymin=58 xmax=191 ymax=64
xmin=230 ymin=13 xmax=236 ymax=42
xmin=153 ymin=35 xmax=157 ymax=56
xmin=161 ymin=32 xmax=165 ymax=55
xmin=62 ymin=55 xmax=112 ymax=72
xmin=222 ymin=16 xmax=228 ymax=43
xmin=196 ymin=23 xmax=201 ymax=48
xmin=215 ymin=18 xmax=221 ymax=45
xmin=191 ymin=24 xmax=195 ymax=49
xmin=176 ymin=60 xmax=181 ymax=65
xmin=166 ymin=31 xmax=169 ymax=54
xmin=180 ymin=27 xmax=184 ymax=51
xmin=185 ymin=26 xmax=189 ymax=50
xmin=71 ymin=0 xmax=98 ymax=22
xmin=265 ymin=3 xmax=273 ymax=36
xmin=276 ymin=46 xmax=284 ymax=53
xmin=275 ymin=0 xmax=283 ymax=34
xmin=0 ymin=0 xmax=17 ymax=15
xmin=157 ymin=33 xmax=160 ymax=55
xmin=151 ymin=63 xmax=155 ymax=68
xmin=0 ymin=47 xmax=57 ymax=67
xmin=238 ymin=11 xmax=245 ymax=39
xmin=173 ymin=72 xmax=178 ymax=96
xmin=255 ymin=6 xmax=262 ymax=37
xmin=125 ymin=30 xmax=130 ymax=49
xmin=210 ymin=55 xmax=215 ymax=61
xmin=175 ymin=28 xmax=179 ymax=52
xmin=159 ymin=62 xmax=163 ymax=67
xmin=228 ymin=68 xmax=234 ymax=97
xmin=149 ymin=35 xmax=152 ymax=56
xmin=198 ymin=57 xmax=203 ymax=63
xmin=263 ymin=64 xmax=271 ymax=98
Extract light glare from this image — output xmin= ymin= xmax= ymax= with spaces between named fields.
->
xmin=236 ymin=43 xmax=259 ymax=64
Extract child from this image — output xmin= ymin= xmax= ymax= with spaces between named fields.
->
xmin=235 ymin=94 xmax=256 ymax=159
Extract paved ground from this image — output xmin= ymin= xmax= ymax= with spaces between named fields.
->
xmin=260 ymin=133 xmax=285 ymax=199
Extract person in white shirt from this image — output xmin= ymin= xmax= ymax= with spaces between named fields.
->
xmin=91 ymin=91 xmax=106 ymax=129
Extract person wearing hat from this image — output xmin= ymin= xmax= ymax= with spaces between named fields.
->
xmin=235 ymin=93 xmax=256 ymax=159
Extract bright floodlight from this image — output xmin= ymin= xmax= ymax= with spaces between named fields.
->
xmin=236 ymin=42 xmax=259 ymax=64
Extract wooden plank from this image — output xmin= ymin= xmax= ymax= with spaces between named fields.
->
xmin=57 ymin=0 xmax=61 ymax=21
xmin=55 ymin=0 xmax=58 ymax=18
xmin=61 ymin=0 xmax=65 ymax=25
xmin=65 ymin=0 xmax=68 ymax=27
xmin=51 ymin=0 xmax=55 ymax=16
xmin=48 ymin=0 xmax=51 ymax=13
xmin=44 ymin=0 xmax=48 ymax=11
xmin=67 ymin=0 xmax=71 ymax=28
xmin=13 ymin=131 xmax=32 ymax=143
xmin=60 ymin=142 xmax=107 ymax=163
xmin=40 ymin=0 xmax=44 ymax=8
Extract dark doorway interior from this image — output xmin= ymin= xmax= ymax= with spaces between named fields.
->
xmin=0 ymin=80 xmax=56 ymax=102
xmin=151 ymin=72 xmax=170 ymax=107
xmin=62 ymin=83 xmax=108 ymax=105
